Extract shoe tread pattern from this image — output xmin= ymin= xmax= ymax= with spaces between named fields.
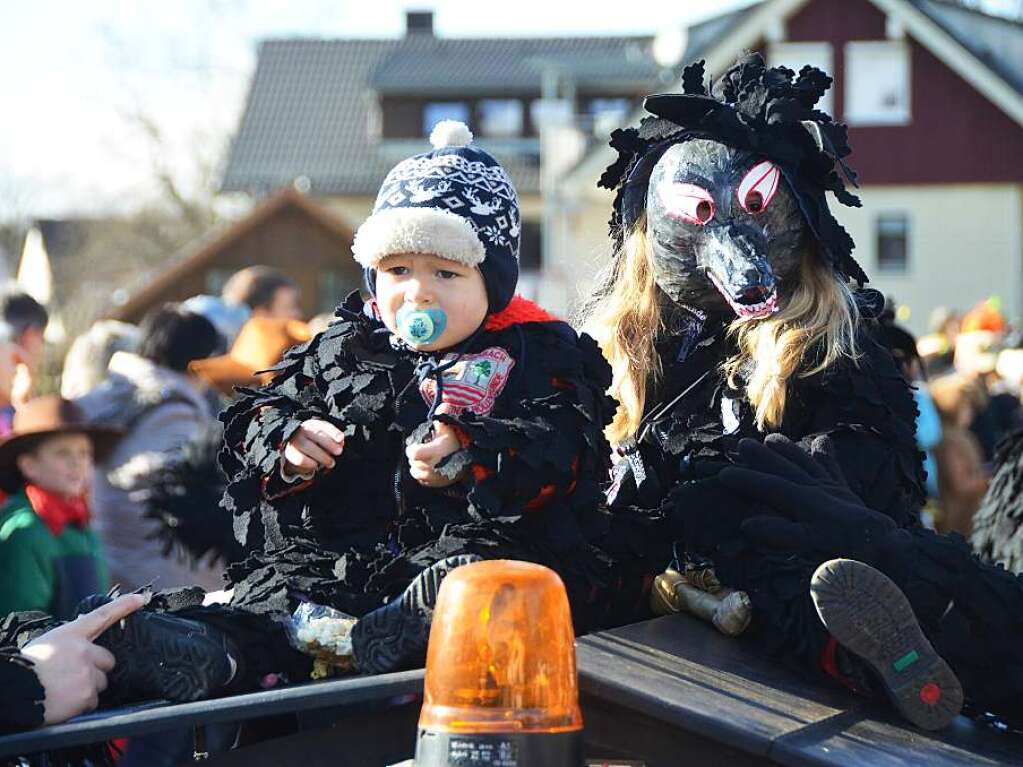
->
xmin=811 ymin=558 xmax=964 ymax=731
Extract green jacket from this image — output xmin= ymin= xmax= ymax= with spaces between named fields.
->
xmin=0 ymin=492 xmax=108 ymax=619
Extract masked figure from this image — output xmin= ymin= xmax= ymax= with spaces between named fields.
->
xmin=585 ymin=54 xmax=1023 ymax=732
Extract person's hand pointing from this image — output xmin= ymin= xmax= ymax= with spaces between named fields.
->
xmin=21 ymin=593 xmax=147 ymax=724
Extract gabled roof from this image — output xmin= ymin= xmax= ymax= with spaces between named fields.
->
xmin=370 ymin=37 xmax=658 ymax=94
xmin=565 ymin=0 xmax=1023 ymax=195
xmin=220 ymin=10 xmax=753 ymax=199
xmin=910 ymin=0 xmax=1023 ymax=95
xmin=108 ymin=188 xmax=353 ymax=322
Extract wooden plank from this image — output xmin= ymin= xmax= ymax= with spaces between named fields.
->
xmin=771 ymin=712 xmax=1023 ymax=767
xmin=577 ymin=615 xmax=853 ymax=760
xmin=577 ymin=615 xmax=1023 ymax=766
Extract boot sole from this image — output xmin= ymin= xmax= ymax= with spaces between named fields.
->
xmin=102 ymin=611 xmax=232 ymax=703
xmin=810 ymin=558 xmax=963 ymax=731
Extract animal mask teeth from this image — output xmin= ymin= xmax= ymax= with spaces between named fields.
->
xmin=707 ymin=270 xmax=779 ymax=320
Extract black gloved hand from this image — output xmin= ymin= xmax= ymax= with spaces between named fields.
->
xmin=717 ymin=434 xmax=897 ymax=563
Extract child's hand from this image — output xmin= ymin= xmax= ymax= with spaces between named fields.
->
xmin=282 ymin=419 xmax=345 ymax=477
xmin=407 ymin=404 xmax=464 ymax=488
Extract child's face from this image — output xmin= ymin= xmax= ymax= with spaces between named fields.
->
xmin=376 ymin=253 xmax=488 ymax=351
xmin=17 ymin=433 xmax=94 ymax=499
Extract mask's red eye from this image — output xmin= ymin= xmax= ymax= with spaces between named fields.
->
xmin=659 ymin=182 xmax=715 ymax=225
xmin=737 ymin=161 xmax=780 ymax=215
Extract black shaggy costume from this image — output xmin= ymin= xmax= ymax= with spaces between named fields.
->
xmin=205 ymin=291 xmax=617 ymax=684
xmin=971 ymin=427 xmax=1023 ymax=573
xmin=596 ymin=54 xmax=1023 ymax=728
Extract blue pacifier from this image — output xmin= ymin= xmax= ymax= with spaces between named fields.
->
xmin=396 ymin=305 xmax=448 ymax=346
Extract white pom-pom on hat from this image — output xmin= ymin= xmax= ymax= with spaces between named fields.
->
xmin=429 ymin=120 xmax=473 ymax=149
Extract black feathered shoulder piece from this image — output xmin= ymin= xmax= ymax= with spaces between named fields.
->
xmin=600 ymin=52 xmax=867 ymax=284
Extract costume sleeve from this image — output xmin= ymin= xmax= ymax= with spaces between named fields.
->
xmin=437 ymin=328 xmax=615 ymax=521
xmin=793 ymin=328 xmax=927 ymax=527
xmin=0 ymin=648 xmax=45 ymax=734
xmin=219 ymin=312 xmax=385 ymax=557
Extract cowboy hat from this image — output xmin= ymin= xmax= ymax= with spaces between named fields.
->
xmin=0 ymin=396 xmax=122 ymax=493
xmin=189 ymin=317 xmax=312 ymax=394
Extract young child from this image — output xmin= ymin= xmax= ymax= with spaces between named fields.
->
xmin=84 ymin=122 xmax=617 ymax=702
xmin=0 ymin=396 xmax=120 ymax=618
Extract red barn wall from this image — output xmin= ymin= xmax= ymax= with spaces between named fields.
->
xmin=782 ymin=0 xmax=1023 ymax=184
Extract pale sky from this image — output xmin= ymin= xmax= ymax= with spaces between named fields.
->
xmin=0 ymin=0 xmax=1017 ymax=220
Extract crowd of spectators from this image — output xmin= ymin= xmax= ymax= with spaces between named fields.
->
xmin=895 ymin=298 xmax=1023 ymax=536
xmin=0 ymin=266 xmax=317 ymax=743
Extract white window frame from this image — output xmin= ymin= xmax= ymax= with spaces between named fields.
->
xmin=844 ymin=41 xmax=912 ymax=126
xmin=767 ymin=42 xmax=834 ymax=116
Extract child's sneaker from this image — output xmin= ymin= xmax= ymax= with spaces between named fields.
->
xmin=352 ymin=555 xmax=478 ymax=675
xmin=82 ymin=596 xmax=237 ymax=703
xmin=810 ymin=559 xmax=963 ymax=731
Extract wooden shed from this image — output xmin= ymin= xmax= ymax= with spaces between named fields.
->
xmin=109 ymin=188 xmax=360 ymax=323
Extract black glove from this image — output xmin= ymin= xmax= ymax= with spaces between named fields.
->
xmin=717 ymin=434 xmax=897 ymax=563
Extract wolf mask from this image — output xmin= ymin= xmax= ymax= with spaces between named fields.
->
xmin=600 ymin=53 xmax=867 ymax=318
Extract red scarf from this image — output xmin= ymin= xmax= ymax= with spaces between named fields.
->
xmin=25 ymin=484 xmax=91 ymax=536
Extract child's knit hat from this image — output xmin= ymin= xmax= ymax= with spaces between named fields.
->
xmin=353 ymin=121 xmax=521 ymax=313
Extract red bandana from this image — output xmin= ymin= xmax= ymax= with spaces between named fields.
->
xmin=25 ymin=484 xmax=91 ymax=537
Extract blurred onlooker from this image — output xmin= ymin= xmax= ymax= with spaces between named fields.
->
xmin=190 ymin=316 xmax=311 ymax=397
xmin=75 ymin=304 xmax=225 ymax=592
xmin=0 ymin=396 xmax=120 ymax=617
xmin=182 ymin=294 xmax=250 ymax=348
xmin=930 ymin=374 xmax=990 ymax=537
xmin=918 ymin=306 xmax=961 ymax=378
xmin=0 ymin=326 xmax=24 ymax=438
xmin=882 ymin=321 xmax=942 ymax=500
xmin=221 ymin=266 xmax=301 ymax=320
xmin=954 ymin=329 xmax=1022 ymax=461
xmin=59 ymin=320 xmax=141 ymax=399
xmin=960 ymin=297 xmax=1006 ymax=335
xmin=0 ymin=291 xmax=49 ymax=407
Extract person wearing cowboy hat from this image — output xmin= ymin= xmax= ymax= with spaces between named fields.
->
xmin=0 ymin=396 xmax=120 ymax=618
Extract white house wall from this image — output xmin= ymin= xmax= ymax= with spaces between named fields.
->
xmin=835 ymin=183 xmax=1023 ymax=336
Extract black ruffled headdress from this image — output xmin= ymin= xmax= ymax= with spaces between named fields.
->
xmin=599 ymin=53 xmax=868 ymax=285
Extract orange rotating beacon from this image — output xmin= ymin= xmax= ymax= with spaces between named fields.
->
xmin=414 ymin=560 xmax=583 ymax=766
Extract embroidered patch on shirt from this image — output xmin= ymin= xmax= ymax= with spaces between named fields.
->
xmin=418 ymin=347 xmax=515 ymax=415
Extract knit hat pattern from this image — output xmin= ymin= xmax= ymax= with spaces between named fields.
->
xmin=353 ymin=120 xmax=521 ymax=312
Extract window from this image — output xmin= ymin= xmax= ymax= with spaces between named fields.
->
xmin=589 ymin=98 xmax=631 ymax=137
xmin=876 ymin=213 xmax=909 ymax=274
xmin=479 ymin=99 xmax=523 ymax=137
xmin=529 ymin=98 xmax=573 ymax=133
xmin=845 ymin=41 xmax=910 ymax=125
xmin=423 ymin=102 xmax=470 ymax=136
xmin=519 ymin=219 xmax=542 ymax=272
xmin=767 ymin=42 xmax=833 ymax=115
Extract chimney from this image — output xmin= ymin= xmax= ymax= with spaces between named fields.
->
xmin=405 ymin=10 xmax=434 ymax=36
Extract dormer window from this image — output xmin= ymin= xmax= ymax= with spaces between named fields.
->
xmin=423 ymin=102 xmax=470 ymax=136
xmin=479 ymin=99 xmax=524 ymax=138
xmin=844 ymin=41 xmax=911 ymax=126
